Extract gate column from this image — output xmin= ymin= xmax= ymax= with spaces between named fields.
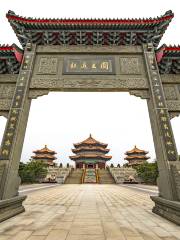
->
xmin=0 ymin=43 xmax=36 ymax=222
xmin=143 ymin=43 xmax=180 ymax=224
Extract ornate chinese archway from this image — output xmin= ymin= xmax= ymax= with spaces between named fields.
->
xmin=0 ymin=10 xmax=180 ymax=224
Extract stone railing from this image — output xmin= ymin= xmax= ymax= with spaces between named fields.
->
xmin=45 ymin=167 xmax=72 ymax=184
xmin=109 ymin=167 xmax=138 ymax=184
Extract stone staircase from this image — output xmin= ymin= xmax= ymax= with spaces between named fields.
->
xmin=98 ymin=169 xmax=115 ymax=184
xmin=83 ymin=169 xmax=97 ymax=183
xmin=65 ymin=169 xmax=83 ymax=184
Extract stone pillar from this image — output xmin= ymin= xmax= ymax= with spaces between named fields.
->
xmin=143 ymin=43 xmax=180 ymax=224
xmin=0 ymin=43 xmax=36 ymax=222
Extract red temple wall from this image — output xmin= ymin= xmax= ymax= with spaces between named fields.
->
xmin=75 ymin=162 xmax=106 ymax=169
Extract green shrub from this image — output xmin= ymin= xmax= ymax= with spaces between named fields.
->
xmin=19 ymin=160 xmax=48 ymax=183
xmin=135 ymin=161 xmax=158 ymax=185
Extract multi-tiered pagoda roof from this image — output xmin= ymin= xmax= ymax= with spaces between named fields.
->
xmin=124 ymin=145 xmax=150 ymax=167
xmin=70 ymin=134 xmax=111 ymax=168
xmin=31 ymin=145 xmax=57 ymax=167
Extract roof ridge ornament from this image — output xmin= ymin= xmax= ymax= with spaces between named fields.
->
xmin=7 ymin=10 xmax=15 ymax=16
xmin=165 ymin=10 xmax=174 ymax=16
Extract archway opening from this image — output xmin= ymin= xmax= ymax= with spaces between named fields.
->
xmin=21 ymin=92 xmax=156 ymax=168
xmin=0 ymin=116 xmax=7 ymax=146
xmin=171 ymin=117 xmax=180 ymax=158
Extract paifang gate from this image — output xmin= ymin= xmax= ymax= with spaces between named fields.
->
xmin=0 ymin=10 xmax=180 ymax=224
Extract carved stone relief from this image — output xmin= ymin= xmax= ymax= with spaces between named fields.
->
xmin=63 ymin=78 xmax=148 ymax=89
xmin=119 ymin=57 xmax=141 ymax=75
xmin=129 ymin=90 xmax=149 ymax=99
xmin=30 ymin=78 xmax=59 ymax=88
xmin=122 ymin=78 xmax=147 ymax=88
xmin=167 ymin=101 xmax=180 ymax=111
xmin=37 ymin=57 xmax=58 ymax=75
xmin=0 ymin=111 xmax=8 ymax=118
xmin=169 ymin=112 xmax=180 ymax=119
xmin=161 ymin=74 xmax=180 ymax=84
xmin=0 ymin=85 xmax=15 ymax=99
xmin=170 ymin=163 xmax=180 ymax=200
xmin=37 ymin=45 xmax=143 ymax=54
xmin=0 ymin=100 xmax=11 ymax=111
xmin=0 ymin=164 xmax=5 ymax=186
xmin=164 ymin=86 xmax=178 ymax=100
xmin=29 ymin=90 xmax=49 ymax=99
xmin=64 ymin=79 xmax=102 ymax=88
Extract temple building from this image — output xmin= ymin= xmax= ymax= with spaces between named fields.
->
xmin=31 ymin=145 xmax=57 ymax=167
xmin=124 ymin=145 xmax=150 ymax=167
xmin=69 ymin=134 xmax=112 ymax=169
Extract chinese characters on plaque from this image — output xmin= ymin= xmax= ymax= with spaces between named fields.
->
xmin=63 ymin=57 xmax=115 ymax=74
xmin=147 ymin=53 xmax=177 ymax=161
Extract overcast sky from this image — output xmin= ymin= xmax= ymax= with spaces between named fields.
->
xmin=0 ymin=0 xmax=180 ymax=166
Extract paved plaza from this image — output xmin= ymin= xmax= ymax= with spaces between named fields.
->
xmin=0 ymin=184 xmax=180 ymax=240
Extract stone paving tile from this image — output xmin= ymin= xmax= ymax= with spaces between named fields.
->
xmin=32 ymin=226 xmax=53 ymax=236
xmin=71 ymin=225 xmax=104 ymax=235
xmin=0 ymin=236 xmax=11 ymax=240
xmin=2 ymin=226 xmax=23 ymax=235
xmin=7 ymin=231 xmax=33 ymax=240
xmin=0 ymin=184 xmax=180 ymax=240
xmin=44 ymin=229 xmax=68 ymax=240
xmin=27 ymin=237 xmax=46 ymax=240
xmin=171 ymin=232 xmax=180 ymax=239
xmin=52 ymin=221 xmax=72 ymax=230
xmin=163 ymin=238 xmax=180 ymax=240
xmin=66 ymin=235 xmax=105 ymax=240
xmin=72 ymin=221 xmax=101 ymax=227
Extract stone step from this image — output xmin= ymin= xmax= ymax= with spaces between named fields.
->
xmin=65 ymin=170 xmax=83 ymax=184
xmin=98 ymin=169 xmax=115 ymax=184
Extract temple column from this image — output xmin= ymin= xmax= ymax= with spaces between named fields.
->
xmin=0 ymin=43 xmax=36 ymax=222
xmin=146 ymin=98 xmax=176 ymax=199
xmin=143 ymin=43 xmax=180 ymax=224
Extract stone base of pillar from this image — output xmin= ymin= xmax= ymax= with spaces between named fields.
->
xmin=151 ymin=196 xmax=180 ymax=225
xmin=0 ymin=195 xmax=26 ymax=223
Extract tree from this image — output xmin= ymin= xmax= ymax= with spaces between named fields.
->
xmin=19 ymin=162 xmax=26 ymax=172
xmin=135 ymin=161 xmax=158 ymax=185
xmin=19 ymin=160 xmax=48 ymax=183
xmin=110 ymin=163 xmax=114 ymax=168
xmin=123 ymin=163 xmax=129 ymax=168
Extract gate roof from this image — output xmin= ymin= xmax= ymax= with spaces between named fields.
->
xmin=6 ymin=10 xmax=173 ymax=48
xmin=0 ymin=44 xmax=22 ymax=74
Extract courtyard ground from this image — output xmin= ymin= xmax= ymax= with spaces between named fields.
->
xmin=0 ymin=184 xmax=180 ymax=240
